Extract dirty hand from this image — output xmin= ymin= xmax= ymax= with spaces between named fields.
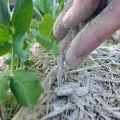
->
xmin=53 ymin=0 xmax=120 ymax=68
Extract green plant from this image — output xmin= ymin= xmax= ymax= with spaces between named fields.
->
xmin=0 ymin=0 xmax=43 ymax=106
xmin=32 ymin=0 xmax=64 ymax=55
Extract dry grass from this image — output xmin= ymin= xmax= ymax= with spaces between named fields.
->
xmin=10 ymin=40 xmax=120 ymax=120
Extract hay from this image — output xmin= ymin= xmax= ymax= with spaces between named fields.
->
xmin=12 ymin=42 xmax=120 ymax=120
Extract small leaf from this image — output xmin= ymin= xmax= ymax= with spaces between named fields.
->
xmin=58 ymin=0 xmax=63 ymax=4
xmin=33 ymin=29 xmax=52 ymax=50
xmin=39 ymin=14 xmax=54 ymax=36
xmin=33 ymin=30 xmax=59 ymax=55
xmin=0 ymin=42 xmax=12 ymax=56
xmin=0 ymin=0 xmax=10 ymax=30
xmin=32 ymin=0 xmax=44 ymax=16
xmin=32 ymin=0 xmax=52 ymax=17
xmin=10 ymin=70 xmax=44 ymax=106
xmin=43 ymin=0 xmax=51 ymax=15
xmin=0 ymin=73 xmax=9 ymax=103
xmin=30 ymin=19 xmax=40 ymax=29
xmin=12 ymin=0 xmax=33 ymax=57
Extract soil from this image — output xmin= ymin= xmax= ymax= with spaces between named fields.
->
xmin=10 ymin=34 xmax=120 ymax=120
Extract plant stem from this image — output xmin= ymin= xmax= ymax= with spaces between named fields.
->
xmin=11 ymin=46 xmax=15 ymax=73
xmin=57 ymin=54 xmax=65 ymax=87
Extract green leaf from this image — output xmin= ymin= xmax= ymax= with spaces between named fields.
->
xmin=24 ymin=59 xmax=33 ymax=67
xmin=32 ymin=0 xmax=52 ymax=17
xmin=14 ymin=37 xmax=29 ymax=59
xmin=12 ymin=0 xmax=33 ymax=57
xmin=60 ymin=1 xmax=64 ymax=11
xmin=10 ymin=70 xmax=44 ymax=106
xmin=39 ymin=14 xmax=54 ymax=36
xmin=0 ymin=27 xmax=9 ymax=42
xmin=0 ymin=0 xmax=10 ymax=30
xmin=58 ymin=0 xmax=63 ymax=4
xmin=33 ymin=29 xmax=52 ymax=50
xmin=43 ymin=0 xmax=51 ymax=15
xmin=33 ymin=30 xmax=59 ymax=55
xmin=30 ymin=19 xmax=40 ymax=29
xmin=0 ymin=0 xmax=10 ymax=42
xmin=0 ymin=73 xmax=9 ymax=103
xmin=0 ymin=42 xmax=12 ymax=56
xmin=32 ymin=0 xmax=44 ymax=17
xmin=52 ymin=0 xmax=58 ymax=19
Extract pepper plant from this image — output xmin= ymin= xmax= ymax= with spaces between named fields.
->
xmin=0 ymin=0 xmax=43 ymax=106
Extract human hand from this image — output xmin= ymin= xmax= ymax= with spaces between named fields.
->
xmin=53 ymin=0 xmax=120 ymax=68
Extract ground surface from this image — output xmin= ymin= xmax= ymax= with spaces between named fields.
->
xmin=0 ymin=31 xmax=120 ymax=120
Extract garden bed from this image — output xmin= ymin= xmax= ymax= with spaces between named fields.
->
xmin=10 ymin=38 xmax=120 ymax=120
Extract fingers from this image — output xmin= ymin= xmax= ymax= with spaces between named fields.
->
xmin=65 ymin=1 xmax=120 ymax=68
xmin=63 ymin=0 xmax=100 ymax=28
xmin=94 ymin=0 xmax=108 ymax=15
xmin=53 ymin=12 xmax=69 ymax=40
xmin=59 ymin=25 xmax=83 ymax=56
xmin=53 ymin=0 xmax=100 ymax=40
xmin=53 ymin=0 xmax=73 ymax=40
